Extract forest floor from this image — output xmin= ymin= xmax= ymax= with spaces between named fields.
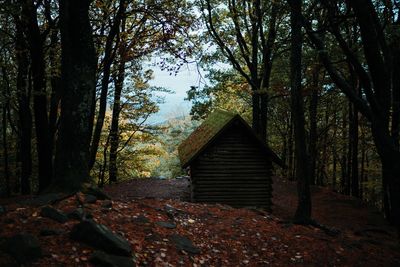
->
xmin=0 ymin=177 xmax=399 ymax=266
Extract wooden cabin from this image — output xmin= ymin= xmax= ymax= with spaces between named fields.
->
xmin=178 ymin=110 xmax=284 ymax=209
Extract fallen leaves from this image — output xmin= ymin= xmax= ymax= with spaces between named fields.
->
xmin=0 ymin=177 xmax=399 ymax=266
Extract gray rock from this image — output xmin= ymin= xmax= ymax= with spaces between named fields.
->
xmin=70 ymin=220 xmax=132 ymax=256
xmin=40 ymin=206 xmax=68 ymax=223
xmin=155 ymin=221 xmax=176 ymax=229
xmin=132 ymin=215 xmax=149 ymax=224
xmin=68 ymin=208 xmax=85 ymax=221
xmin=84 ymin=194 xmax=97 ymax=204
xmin=164 ymin=204 xmax=179 ymax=219
xmin=169 ymin=234 xmax=200 ymax=254
xmin=0 ymin=205 xmax=6 ymax=215
xmin=19 ymin=193 xmax=69 ymax=207
xmin=40 ymin=228 xmax=64 ymax=236
xmin=90 ymin=250 xmax=135 ymax=267
xmin=82 ymin=185 xmax=110 ymax=200
xmin=102 ymin=200 xmax=113 ymax=208
xmin=5 ymin=233 xmax=42 ymax=264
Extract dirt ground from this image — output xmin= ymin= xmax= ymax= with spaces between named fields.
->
xmin=105 ymin=176 xmax=399 ymax=248
xmin=0 ymin=176 xmax=399 ymax=266
xmin=104 ymin=178 xmax=191 ymax=201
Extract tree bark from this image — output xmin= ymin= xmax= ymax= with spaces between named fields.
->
xmin=89 ymin=0 xmax=126 ymax=170
xmin=351 ymin=102 xmax=359 ymax=197
xmin=48 ymin=28 xmax=61 ymax=163
xmin=340 ymin=104 xmax=348 ymax=194
xmin=14 ymin=16 xmax=32 ymax=194
xmin=53 ymin=0 xmax=97 ymax=192
xmin=289 ymin=0 xmax=311 ymax=224
xmin=109 ymin=16 xmax=127 ymax=183
xmin=308 ymin=68 xmax=319 ymax=185
xmin=21 ymin=0 xmax=52 ymax=191
xmin=2 ymin=106 xmax=10 ymax=197
xmin=287 ymin=111 xmax=295 ymax=181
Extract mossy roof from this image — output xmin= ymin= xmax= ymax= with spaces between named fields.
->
xmin=178 ymin=109 xmax=284 ymax=168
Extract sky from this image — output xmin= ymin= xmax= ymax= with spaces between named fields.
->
xmin=147 ymin=62 xmax=205 ymax=124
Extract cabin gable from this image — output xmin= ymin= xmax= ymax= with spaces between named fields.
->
xmin=190 ymin=121 xmax=273 ymax=208
xmin=178 ymin=109 xmax=283 ymax=209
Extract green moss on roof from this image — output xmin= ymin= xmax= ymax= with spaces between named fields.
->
xmin=178 ymin=109 xmax=238 ymax=168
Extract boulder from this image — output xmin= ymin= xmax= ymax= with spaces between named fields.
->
xmin=70 ymin=220 xmax=132 ymax=256
xmin=5 ymin=233 xmax=42 ymax=264
xmin=67 ymin=208 xmax=85 ymax=221
xmin=155 ymin=221 xmax=176 ymax=229
xmin=40 ymin=228 xmax=64 ymax=236
xmin=164 ymin=204 xmax=178 ymax=219
xmin=84 ymin=194 xmax=97 ymax=204
xmin=132 ymin=215 xmax=149 ymax=224
xmin=169 ymin=234 xmax=200 ymax=254
xmin=40 ymin=206 xmax=68 ymax=223
xmin=0 ymin=205 xmax=6 ymax=215
xmin=90 ymin=250 xmax=135 ymax=267
xmin=82 ymin=184 xmax=110 ymax=200
xmin=102 ymin=200 xmax=113 ymax=209
xmin=19 ymin=193 xmax=66 ymax=206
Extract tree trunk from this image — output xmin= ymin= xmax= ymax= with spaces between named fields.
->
xmin=382 ymin=157 xmax=400 ymax=236
xmin=48 ymin=28 xmax=61 ymax=162
xmin=2 ymin=106 xmax=10 ymax=197
xmin=332 ymin=109 xmax=338 ymax=190
xmin=252 ymin=93 xmax=260 ymax=138
xmin=99 ymin=135 xmax=110 ymax=188
xmin=287 ymin=111 xmax=295 ymax=181
xmin=360 ymin=132 xmax=366 ymax=199
xmin=345 ymin=101 xmax=352 ymax=195
xmin=351 ymin=102 xmax=359 ymax=197
xmin=340 ymin=104 xmax=348 ymax=193
xmin=309 ymin=69 xmax=319 ymax=185
xmin=289 ymin=0 xmax=311 ymax=224
xmin=109 ymin=17 xmax=127 ymax=183
xmin=21 ymin=0 xmax=52 ymax=192
xmin=260 ymin=93 xmax=268 ymax=142
xmin=53 ymin=0 xmax=97 ymax=192
xmin=89 ymin=0 xmax=126 ymax=170
xmin=108 ymin=70 xmax=124 ymax=183
xmin=15 ymin=18 xmax=32 ymax=194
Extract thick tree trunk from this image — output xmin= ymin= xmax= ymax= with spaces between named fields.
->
xmin=15 ymin=19 xmax=32 ymax=194
xmin=252 ymin=93 xmax=260 ymax=137
xmin=382 ymin=158 xmax=400 ymax=236
xmin=2 ymin=106 xmax=10 ymax=197
xmin=360 ymin=134 xmax=366 ymax=199
xmin=309 ymin=69 xmax=319 ymax=185
xmin=345 ymin=101 xmax=352 ymax=195
xmin=332 ymin=110 xmax=338 ymax=190
xmin=22 ymin=0 xmax=52 ymax=191
xmin=287 ymin=112 xmax=295 ymax=181
xmin=260 ymin=93 xmax=268 ymax=142
xmin=340 ymin=104 xmax=348 ymax=193
xmin=391 ymin=42 xmax=400 ymax=149
xmin=48 ymin=28 xmax=61 ymax=162
xmin=53 ymin=0 xmax=97 ymax=192
xmin=289 ymin=0 xmax=311 ymax=224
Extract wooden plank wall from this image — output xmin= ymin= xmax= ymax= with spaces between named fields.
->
xmin=190 ymin=123 xmax=273 ymax=209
